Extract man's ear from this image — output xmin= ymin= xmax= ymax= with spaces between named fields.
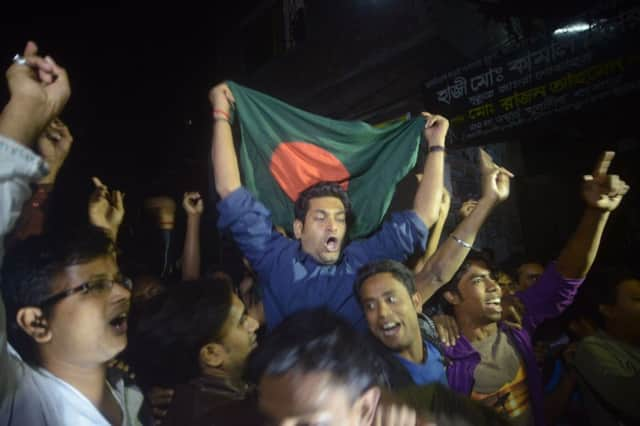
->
xmin=16 ymin=307 xmax=52 ymax=343
xmin=443 ymin=290 xmax=461 ymax=306
xmin=199 ymin=342 xmax=226 ymax=369
xmin=355 ymin=386 xmax=381 ymax=425
xmin=411 ymin=292 xmax=423 ymax=311
xmin=293 ymin=219 xmax=304 ymax=239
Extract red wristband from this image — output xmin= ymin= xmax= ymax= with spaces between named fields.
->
xmin=213 ymin=109 xmax=230 ymax=120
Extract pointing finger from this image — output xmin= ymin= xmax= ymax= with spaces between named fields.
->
xmin=499 ymin=167 xmax=515 ymax=178
xmin=92 ymin=176 xmax=107 ymax=190
xmin=592 ymin=151 xmax=615 ymax=178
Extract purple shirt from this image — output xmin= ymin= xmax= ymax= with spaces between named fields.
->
xmin=444 ymin=263 xmax=584 ymax=426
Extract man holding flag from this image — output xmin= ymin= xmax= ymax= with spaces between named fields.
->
xmin=210 ymin=82 xmax=445 ymax=332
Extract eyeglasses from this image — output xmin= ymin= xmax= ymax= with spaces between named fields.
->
xmin=39 ymin=274 xmax=133 ymax=308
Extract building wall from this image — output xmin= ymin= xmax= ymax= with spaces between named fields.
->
xmin=214 ymin=0 xmax=639 ymax=267
xmin=217 ymin=0 xmax=508 ymax=121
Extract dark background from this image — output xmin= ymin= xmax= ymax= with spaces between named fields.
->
xmin=1 ymin=1 xmax=637 ymax=271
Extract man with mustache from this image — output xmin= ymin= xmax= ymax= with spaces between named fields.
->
xmin=210 ymin=82 xmax=445 ymax=331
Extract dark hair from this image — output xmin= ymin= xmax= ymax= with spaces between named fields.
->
xmin=1 ymin=226 xmax=115 ymax=365
xmin=247 ymin=308 xmax=385 ymax=402
xmin=354 ymin=259 xmax=416 ymax=301
xmin=430 ymin=251 xmax=494 ymax=315
xmin=293 ymin=181 xmax=352 ymax=223
xmin=575 ymin=266 xmax=638 ymax=329
xmin=125 ymin=278 xmax=234 ymax=387
xmin=594 ymin=266 xmax=638 ymax=307
xmin=502 ymin=253 xmax=546 ymax=282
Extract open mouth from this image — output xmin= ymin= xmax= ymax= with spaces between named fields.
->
xmin=324 ymin=236 xmax=339 ymax=252
xmin=485 ymin=298 xmax=502 ymax=312
xmin=380 ymin=322 xmax=401 ymax=337
xmin=109 ymin=312 xmax=128 ymax=333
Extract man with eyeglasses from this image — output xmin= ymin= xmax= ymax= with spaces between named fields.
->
xmin=0 ymin=42 xmax=149 ymax=425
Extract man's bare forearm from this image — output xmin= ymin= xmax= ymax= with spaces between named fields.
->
xmin=413 ymin=113 xmax=448 ymax=228
xmin=211 ymin=120 xmax=241 ymax=199
xmin=413 ymin=151 xmax=444 ymax=228
xmin=0 ymin=97 xmax=48 ymax=147
xmin=556 ymin=208 xmax=609 ymax=279
xmin=414 ymin=194 xmax=449 ymax=273
xmin=416 ymin=197 xmax=495 ymax=302
xmin=182 ymin=215 xmax=201 ymax=281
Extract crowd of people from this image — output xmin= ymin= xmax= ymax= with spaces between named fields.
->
xmin=0 ymin=41 xmax=637 ymax=426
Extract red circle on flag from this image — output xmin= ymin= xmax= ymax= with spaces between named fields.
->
xmin=270 ymin=141 xmax=350 ymax=201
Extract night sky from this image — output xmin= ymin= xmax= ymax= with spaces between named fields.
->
xmin=1 ymin=6 xmax=260 ymax=193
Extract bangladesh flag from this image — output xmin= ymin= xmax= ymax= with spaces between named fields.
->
xmin=227 ymin=80 xmax=426 ymax=239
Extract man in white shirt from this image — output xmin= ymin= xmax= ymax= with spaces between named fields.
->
xmin=0 ymin=41 xmax=148 ymax=425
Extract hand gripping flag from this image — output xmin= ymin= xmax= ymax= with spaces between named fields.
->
xmin=227 ymin=80 xmax=425 ymax=239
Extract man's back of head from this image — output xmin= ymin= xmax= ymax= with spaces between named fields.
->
xmin=589 ymin=266 xmax=640 ymax=345
xmin=248 ymin=308 xmax=385 ymax=425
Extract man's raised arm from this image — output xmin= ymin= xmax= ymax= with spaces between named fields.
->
xmin=0 ymin=40 xmax=70 ymax=262
xmin=556 ymin=151 xmax=630 ymax=279
xmin=209 ymin=83 xmax=241 ymax=199
xmin=412 ymin=113 xmax=447 ymax=229
xmin=415 ymin=149 xmax=512 ymax=302
xmin=181 ymin=192 xmax=203 ymax=281
xmin=517 ymin=151 xmax=630 ymax=331
xmin=0 ymin=40 xmax=70 ymax=403
xmin=413 ymin=188 xmax=450 ymax=273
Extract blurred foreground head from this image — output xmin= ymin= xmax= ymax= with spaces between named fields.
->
xmin=248 ymin=308 xmax=385 ymax=426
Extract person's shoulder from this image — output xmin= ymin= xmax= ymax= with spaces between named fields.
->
xmin=388 ymin=209 xmax=424 ymax=225
xmin=578 ymin=332 xmax=617 ymax=353
xmin=359 ymin=210 xmax=424 ymax=233
xmin=217 ymin=186 xmax=252 ymax=206
xmin=4 ymin=343 xmax=36 ymax=380
xmin=575 ymin=332 xmax=636 ymax=370
xmin=576 ymin=335 xmax=640 ymax=382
